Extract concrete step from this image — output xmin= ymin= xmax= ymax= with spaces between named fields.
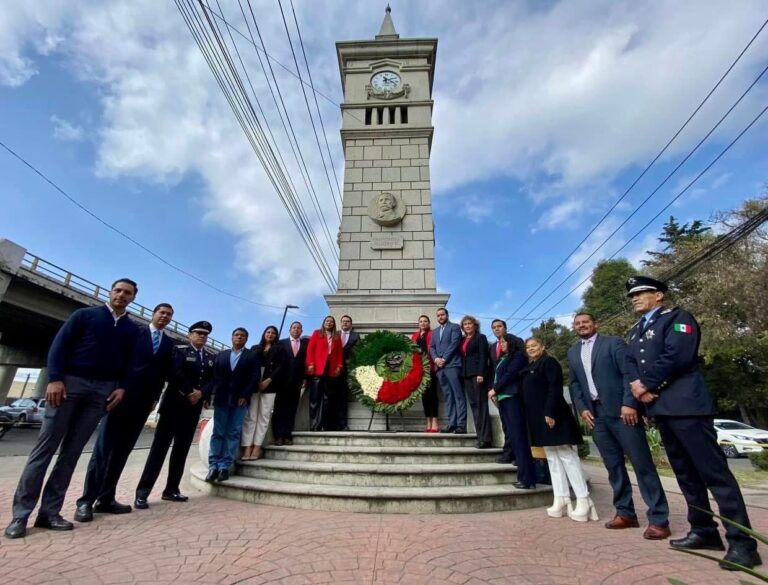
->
xmin=264 ymin=444 xmax=504 ymax=464
xmin=190 ymin=462 xmax=550 ymax=514
xmin=236 ymin=459 xmax=518 ymax=487
xmin=290 ymin=431 xmax=480 ymax=448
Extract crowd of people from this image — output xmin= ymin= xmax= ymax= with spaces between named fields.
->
xmin=2 ymin=275 xmax=761 ymax=571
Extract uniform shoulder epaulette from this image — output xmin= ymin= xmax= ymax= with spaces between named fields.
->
xmin=660 ymin=308 xmax=673 ymax=315
xmin=175 ymin=344 xmax=190 ymax=349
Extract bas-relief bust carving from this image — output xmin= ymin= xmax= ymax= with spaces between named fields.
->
xmin=367 ymin=192 xmax=406 ymax=227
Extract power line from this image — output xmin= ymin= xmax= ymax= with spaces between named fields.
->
xmin=508 ymin=58 xmax=768 ymax=331
xmin=505 ymin=16 xmax=768 ymax=325
xmin=0 ymin=139 xmax=286 ymax=310
xmin=513 ymin=100 xmax=768 ymax=335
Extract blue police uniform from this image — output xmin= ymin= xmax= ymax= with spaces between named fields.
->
xmin=625 ymin=277 xmax=757 ymax=563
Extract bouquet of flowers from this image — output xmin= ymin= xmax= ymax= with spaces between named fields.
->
xmin=347 ymin=330 xmax=430 ymax=414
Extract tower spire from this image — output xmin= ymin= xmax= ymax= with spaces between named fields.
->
xmin=375 ymin=4 xmax=399 ymax=40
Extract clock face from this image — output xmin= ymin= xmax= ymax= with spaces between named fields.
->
xmin=371 ymin=71 xmax=401 ymax=92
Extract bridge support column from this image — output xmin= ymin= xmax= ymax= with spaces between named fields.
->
xmin=32 ymin=368 xmax=48 ymax=399
xmin=0 ymin=366 xmax=18 ymax=404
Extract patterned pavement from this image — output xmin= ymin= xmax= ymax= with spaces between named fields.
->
xmin=0 ymin=450 xmax=764 ymax=585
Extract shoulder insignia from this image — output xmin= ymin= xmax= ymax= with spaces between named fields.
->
xmin=660 ymin=308 xmax=672 ymax=315
xmin=176 ymin=344 xmax=190 ymax=349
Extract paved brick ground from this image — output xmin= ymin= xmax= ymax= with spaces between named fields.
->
xmin=0 ymin=451 xmax=764 ymax=585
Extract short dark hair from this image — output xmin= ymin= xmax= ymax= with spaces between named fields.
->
xmin=436 ymin=307 xmax=448 ymax=316
xmin=111 ymin=278 xmax=138 ymax=294
xmin=290 ymin=321 xmax=303 ymax=328
xmin=491 ymin=319 xmax=507 ymax=329
xmin=341 ymin=314 xmax=352 ymax=322
xmin=153 ymin=303 xmax=174 ymax=314
xmin=232 ymin=327 xmax=249 ymax=338
xmin=574 ymin=311 xmax=596 ymax=322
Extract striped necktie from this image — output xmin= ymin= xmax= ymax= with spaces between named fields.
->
xmin=152 ymin=330 xmax=161 ymax=353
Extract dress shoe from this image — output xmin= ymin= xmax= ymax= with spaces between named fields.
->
xmin=669 ymin=532 xmax=725 ymax=551
xmin=274 ymin=438 xmax=284 ymax=446
xmin=513 ymin=481 xmax=535 ymax=490
xmin=440 ymin=426 xmax=456 ymax=433
xmin=134 ymin=497 xmax=149 ymax=510
xmin=547 ymin=496 xmax=572 ymax=518
xmin=569 ymin=497 xmax=599 ymax=522
xmin=94 ymin=500 xmax=132 ymax=514
xmin=33 ymin=514 xmax=73 ymax=531
xmin=162 ymin=492 xmax=189 ymax=502
xmin=604 ymin=515 xmax=639 ymax=529
xmin=205 ymin=468 xmax=219 ymax=482
xmin=74 ymin=503 xmax=93 ymax=523
xmin=454 ymin=428 xmax=467 ymax=434
xmin=720 ymin=546 xmax=762 ymax=571
xmin=218 ymin=469 xmax=230 ymax=481
xmin=284 ymin=438 xmax=293 ymax=446
xmin=4 ymin=518 xmax=27 ymax=539
xmin=643 ymin=524 xmax=671 ymax=540
xmin=476 ymin=441 xmax=493 ymax=449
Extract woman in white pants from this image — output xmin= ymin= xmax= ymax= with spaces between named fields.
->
xmin=521 ymin=337 xmax=597 ymax=522
xmin=241 ymin=326 xmax=286 ymax=460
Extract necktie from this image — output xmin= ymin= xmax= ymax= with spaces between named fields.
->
xmin=152 ymin=330 xmax=161 ymax=353
xmin=343 ymin=331 xmax=348 ymax=346
xmin=638 ymin=316 xmax=647 ymax=332
xmin=439 ymin=325 xmax=444 ymax=341
xmin=292 ymin=338 xmax=299 ymax=357
xmin=199 ymin=349 xmax=204 ymax=362
xmin=496 ymin=342 xmax=502 ymax=359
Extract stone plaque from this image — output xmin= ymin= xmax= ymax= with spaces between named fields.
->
xmin=370 ymin=234 xmax=405 ymax=250
xmin=367 ymin=192 xmax=406 ymax=227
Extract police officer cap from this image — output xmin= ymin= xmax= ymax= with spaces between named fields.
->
xmin=189 ymin=320 xmax=213 ymax=334
xmin=626 ymin=275 xmax=668 ymax=296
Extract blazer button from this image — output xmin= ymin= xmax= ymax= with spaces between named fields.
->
xmin=639 ymin=339 xmax=644 ymax=343
xmin=640 ymin=349 xmax=644 ymax=352
xmin=641 ymin=359 xmax=646 ymax=363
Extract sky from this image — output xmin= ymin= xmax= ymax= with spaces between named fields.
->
xmin=2 ymin=0 xmax=768 ymax=381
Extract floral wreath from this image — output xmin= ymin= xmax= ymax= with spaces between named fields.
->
xmin=347 ymin=330 xmax=430 ymax=413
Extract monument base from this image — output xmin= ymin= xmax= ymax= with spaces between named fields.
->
xmin=324 ymin=291 xmax=450 ymax=334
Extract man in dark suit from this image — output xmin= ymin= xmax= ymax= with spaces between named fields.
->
xmin=333 ymin=315 xmax=360 ymax=431
xmin=430 ymin=308 xmax=466 ymax=433
xmin=625 ymin=276 xmax=760 ymax=570
xmin=134 ymin=320 xmax=215 ymax=508
xmin=569 ymin=311 xmax=669 ymax=539
xmin=489 ymin=319 xmax=525 ymax=463
xmin=204 ymin=328 xmax=261 ymax=482
xmin=75 ymin=303 xmax=176 ymax=521
xmin=273 ymin=321 xmax=308 ymax=445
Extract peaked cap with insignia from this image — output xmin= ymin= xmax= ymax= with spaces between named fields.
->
xmin=626 ymin=275 xmax=668 ymax=296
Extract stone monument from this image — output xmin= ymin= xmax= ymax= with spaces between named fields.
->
xmin=325 ymin=6 xmax=449 ymax=333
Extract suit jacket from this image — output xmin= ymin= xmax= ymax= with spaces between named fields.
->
xmin=568 ymin=334 xmax=636 ymax=418
xmin=127 ymin=326 xmax=175 ymax=405
xmin=306 ymin=330 xmax=344 ymax=377
xmin=489 ymin=334 xmax=525 ymax=374
xmin=206 ymin=348 xmax=262 ymax=407
xmin=159 ymin=344 xmax=215 ymax=417
xmin=250 ymin=342 xmax=288 ymax=393
xmin=491 ymin=345 xmax=527 ymax=397
xmin=341 ymin=329 xmax=361 ymax=361
xmin=429 ymin=321 xmax=462 ymax=369
xmin=280 ymin=336 xmax=309 ymax=387
xmin=461 ymin=333 xmax=489 ymax=378
xmin=625 ymin=306 xmax=713 ymax=417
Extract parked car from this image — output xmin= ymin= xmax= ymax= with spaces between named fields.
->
xmin=0 ymin=410 xmax=14 ymax=439
xmin=714 ymin=419 xmax=768 ymax=458
xmin=0 ymin=398 xmax=45 ymax=425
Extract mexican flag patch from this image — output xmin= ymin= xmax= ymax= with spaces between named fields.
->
xmin=674 ymin=323 xmax=692 ymax=334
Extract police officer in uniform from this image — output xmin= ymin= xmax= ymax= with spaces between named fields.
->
xmin=625 ymin=276 xmax=760 ymax=570
xmin=134 ymin=321 xmax=215 ymax=508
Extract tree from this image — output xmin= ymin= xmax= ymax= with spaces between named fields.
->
xmin=580 ymin=259 xmax=637 ymax=336
xmin=530 ymin=317 xmax=578 ymax=380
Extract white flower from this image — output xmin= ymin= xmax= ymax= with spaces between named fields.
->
xmin=353 ymin=365 xmax=384 ymax=400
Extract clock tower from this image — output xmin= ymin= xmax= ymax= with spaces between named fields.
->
xmin=325 ymin=6 xmax=449 ymax=333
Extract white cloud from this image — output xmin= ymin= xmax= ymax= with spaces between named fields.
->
xmin=50 ymin=115 xmax=84 ymax=142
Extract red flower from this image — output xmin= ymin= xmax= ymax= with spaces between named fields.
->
xmin=376 ymin=353 xmax=424 ymax=404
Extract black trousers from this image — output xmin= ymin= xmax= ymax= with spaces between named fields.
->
xmin=12 ymin=376 xmax=113 ymax=520
xmin=463 ymin=376 xmax=491 ymax=443
xmin=78 ymin=397 xmax=154 ymax=506
xmin=498 ymin=395 xmax=535 ymax=485
xmin=592 ymin=403 xmax=668 ymax=525
xmin=309 ymin=364 xmax=333 ymax=431
xmin=327 ymin=371 xmax=349 ymax=430
xmin=656 ymin=415 xmax=755 ymax=549
xmin=272 ymin=381 xmax=302 ymax=440
xmin=135 ymin=407 xmax=200 ymax=498
xmin=421 ymin=373 xmax=439 ymax=418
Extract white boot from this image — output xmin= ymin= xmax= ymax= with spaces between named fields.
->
xmin=569 ymin=496 xmax=599 ymax=522
xmin=546 ymin=496 xmax=572 ymax=518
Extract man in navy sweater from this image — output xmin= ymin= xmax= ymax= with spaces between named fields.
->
xmin=5 ymin=278 xmax=140 ymax=539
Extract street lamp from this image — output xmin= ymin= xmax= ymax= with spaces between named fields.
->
xmin=278 ymin=304 xmax=299 ymax=338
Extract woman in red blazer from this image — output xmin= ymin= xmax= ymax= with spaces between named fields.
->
xmin=306 ymin=315 xmax=344 ymax=431
xmin=412 ymin=315 xmax=439 ymax=432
